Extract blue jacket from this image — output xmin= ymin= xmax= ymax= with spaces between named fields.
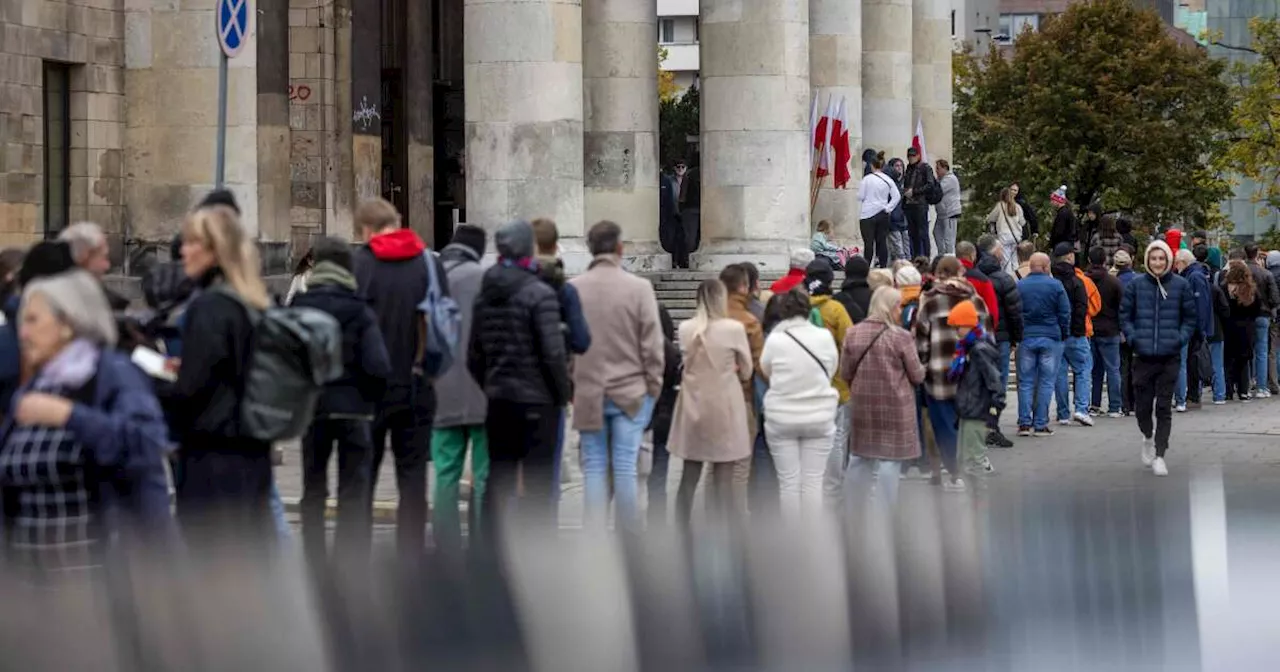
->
xmin=1121 ymin=271 xmax=1197 ymax=358
xmin=1181 ymin=261 xmax=1214 ymax=339
xmin=1016 ymin=273 xmax=1071 ymax=341
xmin=2 ymin=351 xmax=174 ymax=532
xmin=1116 ymin=267 xmax=1137 ymax=290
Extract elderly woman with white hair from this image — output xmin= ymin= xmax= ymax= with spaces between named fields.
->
xmin=0 ymin=271 xmax=171 ymax=574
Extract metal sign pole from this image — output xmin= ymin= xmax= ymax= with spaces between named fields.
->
xmin=215 ymin=51 xmax=228 ymax=189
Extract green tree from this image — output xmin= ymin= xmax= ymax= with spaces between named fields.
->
xmin=659 ymin=85 xmax=698 ymax=171
xmin=1220 ymin=18 xmax=1280 ymax=215
xmin=658 ymin=47 xmax=679 ymax=103
xmin=954 ymin=0 xmax=1232 ymax=235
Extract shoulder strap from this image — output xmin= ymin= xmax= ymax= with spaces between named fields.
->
xmin=210 ymin=284 xmax=262 ymax=327
xmin=847 ymin=326 xmax=890 ymax=381
xmin=783 ymin=329 xmax=831 ymax=379
xmin=422 ymin=251 xmax=441 ymax=301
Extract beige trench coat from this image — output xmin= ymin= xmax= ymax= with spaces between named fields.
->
xmin=669 ymin=318 xmax=754 ymax=463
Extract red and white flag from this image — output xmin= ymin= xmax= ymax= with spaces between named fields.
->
xmin=813 ymin=95 xmax=838 ymax=177
xmin=912 ymin=116 xmax=929 ymax=165
xmin=832 ymin=96 xmax=852 ymax=189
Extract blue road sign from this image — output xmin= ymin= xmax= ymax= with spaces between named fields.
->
xmin=216 ymin=0 xmax=249 ymax=58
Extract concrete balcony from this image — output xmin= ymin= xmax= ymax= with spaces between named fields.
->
xmin=660 ymin=42 xmax=700 ymax=72
xmin=657 ymin=0 xmax=698 ymax=17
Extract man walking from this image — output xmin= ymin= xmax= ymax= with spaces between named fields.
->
xmin=570 ymin=221 xmax=666 ymax=533
xmin=354 ymin=198 xmax=448 ymax=554
xmin=429 ymin=225 xmax=490 ymax=555
xmin=469 ymin=221 xmax=570 ymax=531
xmin=1121 ymin=241 xmax=1197 ymax=477
xmin=1015 ymin=253 xmax=1071 ymax=437
xmin=902 ymin=147 xmax=937 ymax=259
xmin=976 ymin=235 xmax=1023 ymax=446
xmin=1051 ymin=242 xmax=1095 ymax=427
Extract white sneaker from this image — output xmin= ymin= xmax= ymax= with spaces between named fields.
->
xmin=1256 ymin=389 xmax=1272 ymax=399
xmin=943 ymin=478 xmax=967 ymax=492
xmin=1175 ymin=403 xmax=1187 ymax=413
xmin=1073 ymin=412 xmax=1095 ymax=427
xmin=1141 ymin=436 xmax=1155 ymax=467
xmin=1058 ymin=418 xmax=1072 ymax=426
xmin=1152 ymin=457 xmax=1169 ymax=477
xmin=1107 ymin=412 xmax=1124 ymax=419
xmin=1213 ymin=400 xmax=1226 ymax=405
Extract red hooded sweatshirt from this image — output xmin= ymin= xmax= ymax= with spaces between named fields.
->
xmin=368 ymin=228 xmax=426 ymax=261
xmin=959 ymin=257 xmax=1000 ymax=330
xmin=771 ymin=267 xmax=807 ymax=294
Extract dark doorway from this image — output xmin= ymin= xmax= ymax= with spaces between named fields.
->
xmin=380 ymin=68 xmax=407 ymax=215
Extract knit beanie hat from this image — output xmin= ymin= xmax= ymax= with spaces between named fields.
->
xmin=495 ymin=220 xmax=534 ymax=260
xmin=804 ymin=259 xmax=835 ymax=296
xmin=198 ymin=188 xmax=241 ymax=215
xmin=790 ymin=247 xmax=816 ymax=270
xmin=18 ymin=241 xmax=75 ymax=288
xmin=1050 ymin=185 xmax=1068 ymax=206
xmin=946 ymin=300 xmax=980 ymax=329
xmin=894 ymin=265 xmax=922 ymax=287
xmin=451 ymin=224 xmax=487 ymax=258
xmin=1113 ymin=249 xmax=1132 ymax=267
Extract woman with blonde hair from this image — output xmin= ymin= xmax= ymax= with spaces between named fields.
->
xmin=1223 ymin=263 xmax=1261 ymax=402
xmin=669 ymin=279 xmax=754 ymax=526
xmin=168 ymin=203 xmax=276 ymax=541
xmin=841 ymin=287 xmax=926 ymax=505
xmin=986 ymin=187 xmax=1025 ymax=275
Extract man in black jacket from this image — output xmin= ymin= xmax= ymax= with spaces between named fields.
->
xmin=902 ymin=147 xmax=936 ymax=258
xmin=1051 ymin=242 xmax=1094 ymax=427
xmin=1086 ymin=246 xmax=1125 ymax=416
xmin=977 ymin=235 xmax=1023 ymax=447
xmin=1048 ymin=187 xmax=1077 ymax=253
xmin=1014 ymin=185 xmax=1039 ymax=240
xmin=834 ymin=256 xmax=873 ymax=324
xmin=292 ymin=237 xmax=391 ymax=559
xmin=469 ymin=220 xmax=570 ymax=535
xmin=353 ymin=197 xmax=448 ymax=555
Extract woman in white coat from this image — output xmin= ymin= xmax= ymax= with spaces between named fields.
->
xmin=760 ymin=288 xmax=840 ymax=518
xmin=985 ymin=186 xmax=1025 ymax=276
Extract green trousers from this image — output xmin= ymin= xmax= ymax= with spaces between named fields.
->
xmin=958 ymin=419 xmax=989 ymax=478
xmin=431 ymin=425 xmax=489 ymax=550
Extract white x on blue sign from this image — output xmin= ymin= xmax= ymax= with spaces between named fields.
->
xmin=216 ymin=0 xmax=249 ymax=58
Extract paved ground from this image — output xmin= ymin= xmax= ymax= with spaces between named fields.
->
xmin=273 ymin=390 xmax=1280 ymax=524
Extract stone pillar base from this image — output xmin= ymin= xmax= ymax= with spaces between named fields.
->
xmin=689 ymin=239 xmax=808 ymax=275
xmin=557 ymin=238 xmax=672 ymax=275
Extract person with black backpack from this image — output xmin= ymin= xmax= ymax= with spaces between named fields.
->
xmin=167 ymin=203 xmax=278 ymax=543
xmin=291 ymin=237 xmax=391 ymax=561
xmin=353 ymin=198 xmax=449 ymax=555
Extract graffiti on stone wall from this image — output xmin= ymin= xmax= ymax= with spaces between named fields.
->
xmin=353 ymin=96 xmax=380 ymax=131
xmin=288 ymin=84 xmax=312 ymax=102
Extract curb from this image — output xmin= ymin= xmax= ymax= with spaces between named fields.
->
xmin=280 ymin=497 xmax=401 ymax=524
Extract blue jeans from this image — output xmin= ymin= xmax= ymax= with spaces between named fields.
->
xmin=1174 ymin=341 xmax=1189 ymax=406
xmin=924 ymin=395 xmax=958 ymax=475
xmin=270 ymin=482 xmax=291 ymax=540
xmin=580 ymin=396 xmax=654 ymax=532
xmin=1255 ymin=317 xmax=1272 ymax=390
xmin=1090 ymin=336 xmax=1122 ymax=413
xmin=1017 ymin=337 xmax=1063 ymax=429
xmin=1210 ymin=340 xmax=1226 ymax=402
xmin=1055 ymin=336 xmax=1093 ymax=420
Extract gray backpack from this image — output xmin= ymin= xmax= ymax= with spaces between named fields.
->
xmin=213 ymin=286 xmax=343 ymax=441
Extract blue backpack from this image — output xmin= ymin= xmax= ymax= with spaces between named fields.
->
xmin=419 ymin=252 xmax=462 ymax=376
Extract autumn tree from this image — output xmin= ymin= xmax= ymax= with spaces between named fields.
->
xmin=658 ymin=47 xmax=679 ymax=103
xmin=954 ymin=0 xmax=1232 ymax=234
xmin=1220 ymin=18 xmax=1280 ymax=216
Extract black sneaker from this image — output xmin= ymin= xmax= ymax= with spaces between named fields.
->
xmin=1017 ymin=426 xmax=1032 ymax=437
xmin=1033 ymin=427 xmax=1055 ymax=438
xmin=987 ymin=430 xmax=1014 ymax=448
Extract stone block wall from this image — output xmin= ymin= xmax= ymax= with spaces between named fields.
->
xmin=0 ymin=0 xmax=125 ymax=251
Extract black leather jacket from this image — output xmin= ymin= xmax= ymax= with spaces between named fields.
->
xmin=468 ymin=263 xmax=570 ymax=407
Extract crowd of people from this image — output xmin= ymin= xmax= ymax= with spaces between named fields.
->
xmin=6 ymin=170 xmax=1280 ymax=581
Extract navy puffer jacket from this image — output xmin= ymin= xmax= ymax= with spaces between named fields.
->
xmin=1120 ymin=270 xmax=1197 ymax=358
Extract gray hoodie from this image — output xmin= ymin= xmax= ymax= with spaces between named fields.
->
xmin=936 ymin=172 xmax=962 ymax=220
xmin=431 ymin=243 xmax=488 ymax=428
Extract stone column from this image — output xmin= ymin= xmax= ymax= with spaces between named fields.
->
xmin=912 ymin=0 xmax=952 ymax=165
xmin=350 ymin=0 xmax=382 ymax=205
xmin=582 ymin=0 xmax=660 ymax=265
xmin=465 ymin=0 xmax=584 ymax=239
xmin=699 ymin=0 xmax=811 ymax=273
xmin=810 ymin=0 xmax=862 ymax=243
xmin=862 ymin=0 xmax=912 ymax=159
xmin=405 ymin=0 xmax=436 ymax=245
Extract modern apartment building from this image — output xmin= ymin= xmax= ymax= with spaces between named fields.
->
xmin=657 ymin=0 xmax=700 ymax=94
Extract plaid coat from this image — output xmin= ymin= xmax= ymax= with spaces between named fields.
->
xmin=913 ymin=278 xmax=991 ymax=400
xmin=841 ymin=319 xmax=926 ymax=460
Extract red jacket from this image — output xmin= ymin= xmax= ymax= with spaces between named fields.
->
xmin=770 ymin=267 xmax=806 ymax=294
xmin=959 ymin=258 xmax=1000 ymax=330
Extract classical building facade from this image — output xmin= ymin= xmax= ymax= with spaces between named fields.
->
xmin=0 ymin=0 xmax=953 ymax=275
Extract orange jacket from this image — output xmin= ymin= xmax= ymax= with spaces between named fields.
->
xmin=1075 ymin=268 xmax=1102 ymax=337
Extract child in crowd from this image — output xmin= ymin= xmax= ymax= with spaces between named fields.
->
xmin=946 ymin=300 xmax=1004 ymax=489
xmin=811 ymin=220 xmax=858 ymax=270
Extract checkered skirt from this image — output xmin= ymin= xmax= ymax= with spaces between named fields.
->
xmin=0 ymin=422 xmax=101 ymax=575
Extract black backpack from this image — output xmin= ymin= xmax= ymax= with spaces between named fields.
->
xmin=925 ymin=172 xmax=944 ymax=205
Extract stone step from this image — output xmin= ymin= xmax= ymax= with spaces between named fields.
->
xmin=662 ymin=298 xmax=697 ymax=310
xmin=655 ymin=290 xmax=697 ymax=301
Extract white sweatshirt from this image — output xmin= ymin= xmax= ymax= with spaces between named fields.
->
xmin=760 ymin=318 xmax=840 ymax=427
xmin=858 ymin=171 xmax=901 ymax=220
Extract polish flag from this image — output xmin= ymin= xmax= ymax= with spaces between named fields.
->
xmin=813 ymin=95 xmax=838 ymax=178
xmin=912 ymin=116 xmax=928 ymax=164
xmin=832 ymin=96 xmax=852 ymax=189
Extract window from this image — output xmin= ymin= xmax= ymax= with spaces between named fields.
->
xmin=694 ymin=18 xmax=699 ymax=43
xmin=659 ymin=19 xmax=675 ymax=44
xmin=951 ymin=10 xmax=956 ymax=38
xmin=998 ymin=13 xmax=1039 ymax=41
xmin=43 ymin=62 xmax=70 ymax=238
